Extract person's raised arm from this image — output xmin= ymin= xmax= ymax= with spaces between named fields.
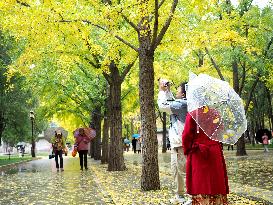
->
xmin=157 ymin=79 xmax=175 ymax=114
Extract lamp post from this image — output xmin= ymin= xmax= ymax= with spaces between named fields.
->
xmin=29 ymin=110 xmax=35 ymax=157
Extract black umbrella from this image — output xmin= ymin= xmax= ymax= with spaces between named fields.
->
xmin=255 ymin=129 xmax=272 ymax=143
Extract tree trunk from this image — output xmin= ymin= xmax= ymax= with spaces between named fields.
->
xmin=90 ymin=140 xmax=95 ymax=158
xmin=250 ymin=119 xmax=256 ymax=146
xmin=130 ymin=118 xmax=134 ymax=137
xmin=93 ymin=107 xmax=102 ymax=160
xmin=233 ymin=60 xmax=247 ymax=156
xmin=31 ymin=119 xmax=36 ymax=157
xmin=198 ymin=50 xmax=204 ymax=67
xmin=0 ymin=119 xmax=4 ymax=146
xmin=108 ymin=62 xmax=126 ymax=171
xmin=266 ymin=87 xmax=273 ymax=130
xmin=101 ymin=92 xmax=110 ymax=164
xmin=139 ymin=39 xmax=160 ymax=190
xmin=162 ymin=112 xmax=167 ymax=153
xmin=101 ymin=115 xmax=109 ymax=164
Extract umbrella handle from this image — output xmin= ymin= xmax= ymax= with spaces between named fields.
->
xmin=196 ymin=108 xmax=199 ymax=133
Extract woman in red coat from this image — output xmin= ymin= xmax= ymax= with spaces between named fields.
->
xmin=182 ymin=109 xmax=229 ymax=205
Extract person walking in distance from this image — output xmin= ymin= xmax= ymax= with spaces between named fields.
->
xmin=51 ymin=130 xmax=66 ymax=172
xmin=132 ymin=137 xmax=137 ymax=153
xmin=136 ymin=138 xmax=141 ymax=154
xmin=158 ymin=78 xmax=191 ymax=204
xmin=262 ymin=132 xmax=269 ymax=152
xmin=75 ymin=128 xmax=91 ymax=170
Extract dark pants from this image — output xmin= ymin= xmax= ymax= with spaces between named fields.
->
xmin=79 ymin=150 xmax=88 ymax=169
xmin=132 ymin=146 xmax=136 ymax=153
xmin=228 ymin=145 xmax=234 ymax=150
xmin=54 ymin=150 xmax=63 ymax=169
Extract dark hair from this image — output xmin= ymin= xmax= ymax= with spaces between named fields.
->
xmin=57 ymin=133 xmax=63 ymax=138
xmin=179 ymin=82 xmax=187 ymax=97
xmin=89 ymin=122 xmax=95 ymax=129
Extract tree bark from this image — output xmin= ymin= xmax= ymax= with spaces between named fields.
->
xmin=139 ymin=38 xmax=160 ymax=190
xmin=101 ymin=91 xmax=110 ymax=164
xmin=162 ymin=112 xmax=167 ymax=153
xmin=101 ymin=115 xmax=109 ymax=164
xmin=92 ymin=107 xmax=102 ymax=160
xmin=233 ymin=60 xmax=247 ymax=156
xmin=130 ymin=118 xmax=134 ymax=137
xmin=90 ymin=139 xmax=95 ymax=158
xmin=107 ymin=62 xmax=126 ymax=171
xmin=0 ymin=117 xmax=4 ymax=146
xmin=266 ymin=87 xmax=273 ymax=130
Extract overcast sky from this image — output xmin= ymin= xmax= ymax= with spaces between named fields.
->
xmin=230 ymin=0 xmax=271 ymax=8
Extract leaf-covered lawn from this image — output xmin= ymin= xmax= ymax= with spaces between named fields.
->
xmin=90 ymin=150 xmax=272 ymax=205
xmin=0 ymin=151 xmax=271 ymax=204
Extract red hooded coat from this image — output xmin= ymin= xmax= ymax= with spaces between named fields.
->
xmin=182 ymin=112 xmax=229 ymax=195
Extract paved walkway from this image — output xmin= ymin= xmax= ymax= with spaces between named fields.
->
xmin=0 ymin=150 xmax=272 ymax=204
xmin=0 ymin=157 xmax=111 ymax=205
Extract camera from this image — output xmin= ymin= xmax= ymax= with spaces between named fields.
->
xmin=164 ymin=81 xmax=170 ymax=87
xmin=49 ymin=154 xmax=55 ymax=159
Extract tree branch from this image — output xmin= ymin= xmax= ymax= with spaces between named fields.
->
xmin=205 ymin=47 xmax=225 ymax=81
xmin=16 ymin=0 xmax=30 ymax=7
xmin=121 ymin=89 xmax=132 ymax=100
xmin=121 ymin=55 xmax=138 ymax=82
xmin=153 ymin=0 xmax=178 ymax=49
xmin=151 ymin=0 xmax=159 ymax=47
xmin=264 ymin=36 xmax=273 ymax=57
xmin=122 ymin=14 xmax=139 ymax=33
xmin=245 ymin=76 xmax=259 ymax=112
xmin=83 ymin=20 xmax=138 ymax=52
xmin=82 ymin=56 xmax=98 ymax=68
xmin=103 ymin=72 xmax=112 ymax=85
xmin=159 ymin=0 xmax=166 ymax=8
xmin=57 ymin=19 xmax=139 ymax=52
xmin=239 ymin=62 xmax=246 ymax=95
xmin=115 ymin=35 xmax=138 ymax=52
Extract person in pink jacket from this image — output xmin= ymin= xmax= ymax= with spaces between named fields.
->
xmin=75 ymin=128 xmax=91 ymax=170
xmin=262 ymin=133 xmax=269 ymax=152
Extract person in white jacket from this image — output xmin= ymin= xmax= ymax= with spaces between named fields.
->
xmin=158 ymin=78 xmax=191 ymax=204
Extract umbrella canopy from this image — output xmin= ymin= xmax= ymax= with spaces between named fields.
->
xmin=17 ymin=142 xmax=26 ymax=147
xmin=124 ymin=139 xmax=130 ymax=144
xmin=132 ymin=134 xmax=140 ymax=139
xmin=73 ymin=127 xmax=96 ymax=140
xmin=44 ymin=127 xmax=68 ymax=142
xmin=187 ymin=73 xmax=247 ymax=145
xmin=255 ymin=129 xmax=272 ymax=143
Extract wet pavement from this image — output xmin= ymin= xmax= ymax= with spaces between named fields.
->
xmin=0 ymin=157 xmax=112 ymax=205
xmin=0 ymin=150 xmax=272 ymax=204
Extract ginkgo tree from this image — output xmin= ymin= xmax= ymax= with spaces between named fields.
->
xmin=1 ymin=0 xmax=140 ymax=171
xmin=2 ymin=0 xmax=273 ymax=192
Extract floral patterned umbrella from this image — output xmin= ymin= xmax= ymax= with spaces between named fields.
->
xmin=73 ymin=127 xmax=96 ymax=140
xmin=187 ymin=73 xmax=247 ymax=144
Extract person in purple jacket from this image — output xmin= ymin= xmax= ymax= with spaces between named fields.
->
xmin=75 ymin=128 xmax=91 ymax=170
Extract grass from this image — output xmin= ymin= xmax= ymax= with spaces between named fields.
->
xmin=222 ymin=143 xmax=273 ymax=150
xmin=0 ymin=155 xmax=32 ymax=166
xmin=245 ymin=143 xmax=273 ymax=149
